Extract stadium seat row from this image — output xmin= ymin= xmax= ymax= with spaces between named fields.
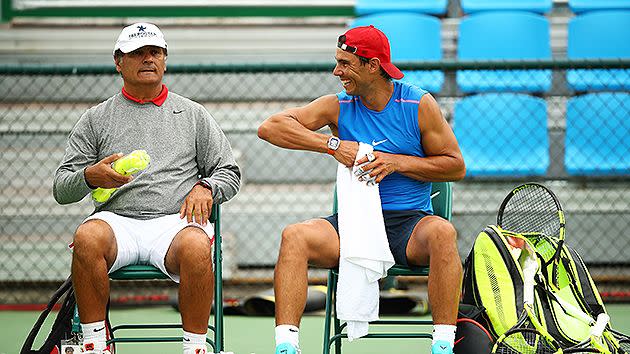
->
xmin=351 ymin=11 xmax=630 ymax=93
xmin=454 ymin=92 xmax=630 ymax=177
xmin=356 ymin=0 xmax=630 ymax=16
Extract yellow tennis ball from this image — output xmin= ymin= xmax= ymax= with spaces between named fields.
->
xmin=91 ymin=150 xmax=151 ymax=203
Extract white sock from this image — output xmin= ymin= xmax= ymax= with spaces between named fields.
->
xmin=183 ymin=330 xmax=207 ymax=353
xmin=432 ymin=324 xmax=457 ymax=347
xmin=81 ymin=321 xmax=107 ymax=350
xmin=275 ymin=324 xmax=299 ymax=348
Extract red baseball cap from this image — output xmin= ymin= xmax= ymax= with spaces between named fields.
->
xmin=337 ymin=25 xmax=404 ymax=80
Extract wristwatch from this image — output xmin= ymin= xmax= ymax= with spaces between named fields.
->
xmin=327 ymin=136 xmax=341 ymax=155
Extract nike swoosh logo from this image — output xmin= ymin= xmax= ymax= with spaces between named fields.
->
xmin=372 ymin=139 xmax=388 ymax=146
xmin=93 ymin=327 xmax=105 ymax=332
xmin=289 ymin=328 xmax=298 ymax=332
xmin=173 ymin=110 xmax=185 ymax=114
xmin=183 ymin=337 xmax=190 ymax=341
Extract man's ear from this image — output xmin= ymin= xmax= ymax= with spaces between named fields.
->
xmin=370 ymin=58 xmax=381 ymax=73
xmin=114 ymin=55 xmax=122 ymax=73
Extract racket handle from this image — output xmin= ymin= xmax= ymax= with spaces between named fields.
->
xmin=592 ymin=313 xmax=610 ymax=337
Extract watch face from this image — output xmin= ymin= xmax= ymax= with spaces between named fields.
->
xmin=328 ymin=137 xmax=340 ymax=150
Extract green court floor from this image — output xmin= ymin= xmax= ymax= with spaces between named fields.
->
xmin=3 ymin=304 xmax=630 ymax=354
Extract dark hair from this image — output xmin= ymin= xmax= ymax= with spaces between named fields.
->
xmin=357 ymin=55 xmax=392 ymax=81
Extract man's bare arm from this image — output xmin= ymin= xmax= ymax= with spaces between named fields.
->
xmin=356 ymin=94 xmax=466 ymax=182
xmin=258 ymin=94 xmax=358 ymax=166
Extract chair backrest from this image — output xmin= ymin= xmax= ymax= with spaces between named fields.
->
xmin=461 ymin=0 xmax=552 ymax=14
xmin=351 ymin=13 xmax=442 ymax=61
xmin=355 ymin=0 xmax=448 ymax=16
xmin=569 ymin=0 xmax=630 ymax=13
xmin=458 ymin=11 xmax=551 ymax=60
xmin=430 ymin=181 xmax=452 ymax=221
xmin=454 ymin=93 xmax=549 ymax=176
xmin=568 ymin=10 xmax=630 ymax=59
xmin=457 ymin=11 xmax=551 ymax=93
xmin=565 ymin=92 xmax=630 ymax=176
xmin=566 ymin=11 xmax=630 ymax=91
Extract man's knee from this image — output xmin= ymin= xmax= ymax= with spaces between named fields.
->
xmin=174 ymin=227 xmax=213 ymax=267
xmin=280 ymin=223 xmax=308 ymax=250
xmin=73 ymin=220 xmax=115 ymax=256
xmin=427 ymin=220 xmax=458 ymax=250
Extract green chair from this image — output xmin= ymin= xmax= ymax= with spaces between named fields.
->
xmin=323 ymin=182 xmax=452 ymax=354
xmin=74 ymin=204 xmax=225 ymax=353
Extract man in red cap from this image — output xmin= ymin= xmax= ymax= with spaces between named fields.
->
xmin=258 ymin=25 xmax=465 ymax=354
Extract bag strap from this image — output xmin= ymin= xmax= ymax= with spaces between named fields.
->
xmin=20 ymin=276 xmax=73 ymax=354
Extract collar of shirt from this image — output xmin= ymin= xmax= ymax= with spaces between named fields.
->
xmin=121 ymin=84 xmax=168 ymax=106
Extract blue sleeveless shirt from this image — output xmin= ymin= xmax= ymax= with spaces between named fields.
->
xmin=336 ymin=81 xmax=433 ymax=213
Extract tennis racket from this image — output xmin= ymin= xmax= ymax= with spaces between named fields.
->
xmin=491 ymin=243 xmax=561 ymax=354
xmin=546 ymin=289 xmax=623 ymax=354
xmin=497 ymin=183 xmax=566 ymax=288
xmin=563 ymin=314 xmax=612 ymax=353
xmin=610 ymin=329 xmax=630 ymax=353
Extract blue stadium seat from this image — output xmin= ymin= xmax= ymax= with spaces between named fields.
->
xmin=565 ymin=92 xmax=630 ymax=176
xmin=567 ymin=10 xmax=630 ymax=91
xmin=351 ymin=13 xmax=444 ymax=93
xmin=454 ymin=93 xmax=549 ymax=177
xmin=569 ymin=0 xmax=630 ymax=13
xmin=461 ymin=0 xmax=552 ymax=14
xmin=457 ymin=12 xmax=552 ymax=93
xmin=355 ymin=0 xmax=448 ymax=16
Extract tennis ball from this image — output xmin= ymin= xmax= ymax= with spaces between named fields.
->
xmin=91 ymin=150 xmax=151 ymax=203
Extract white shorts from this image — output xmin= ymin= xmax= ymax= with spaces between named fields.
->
xmin=83 ymin=211 xmax=214 ymax=283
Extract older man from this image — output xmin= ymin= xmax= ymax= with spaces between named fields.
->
xmin=54 ymin=23 xmax=240 ymax=354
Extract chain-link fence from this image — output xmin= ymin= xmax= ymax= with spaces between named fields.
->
xmin=1 ymin=60 xmax=628 ymax=304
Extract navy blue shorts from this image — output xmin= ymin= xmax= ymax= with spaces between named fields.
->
xmin=322 ymin=210 xmax=430 ymax=266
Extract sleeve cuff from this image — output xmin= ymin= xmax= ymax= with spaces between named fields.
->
xmin=195 ymin=179 xmax=214 ymax=196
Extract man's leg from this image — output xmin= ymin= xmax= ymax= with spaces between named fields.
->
xmin=274 ymin=219 xmax=340 ymax=351
xmin=406 ymin=216 xmax=462 ymax=353
xmin=71 ymin=219 xmax=117 ymax=352
xmin=164 ymin=226 xmax=214 ymax=338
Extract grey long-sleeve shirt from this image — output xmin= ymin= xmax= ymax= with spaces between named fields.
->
xmin=53 ymin=90 xmax=241 ymax=219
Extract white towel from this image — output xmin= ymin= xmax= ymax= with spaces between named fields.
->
xmin=336 ymin=142 xmax=395 ymax=341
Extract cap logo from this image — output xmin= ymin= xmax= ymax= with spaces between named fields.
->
xmin=137 ymin=25 xmax=146 ymax=32
xmin=337 ymin=35 xmax=358 ymax=54
xmin=128 ymin=29 xmax=158 ymax=40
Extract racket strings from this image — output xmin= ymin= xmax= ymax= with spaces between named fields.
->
xmin=527 ymin=234 xmax=558 ymax=264
xmin=618 ymin=338 xmax=630 ymax=352
xmin=494 ymin=329 xmax=559 ymax=354
xmin=501 ymin=186 xmax=561 ymax=238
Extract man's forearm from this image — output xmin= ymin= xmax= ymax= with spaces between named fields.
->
xmin=201 ymin=165 xmax=241 ymax=204
xmin=53 ymin=168 xmax=93 ymax=204
xmin=396 ymin=154 xmax=466 ymax=182
xmin=258 ymin=115 xmax=329 ymax=153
